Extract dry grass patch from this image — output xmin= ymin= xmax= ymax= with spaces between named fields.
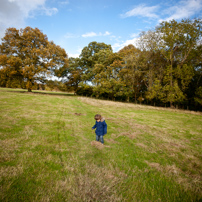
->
xmin=145 ymin=161 xmax=182 ymax=176
xmin=0 ymin=115 xmax=17 ymax=126
xmin=145 ymin=161 xmax=161 ymax=171
xmin=145 ymin=160 xmax=202 ymax=196
xmin=0 ymin=138 xmax=20 ymax=151
xmin=56 ymin=163 xmax=126 ymax=202
xmin=78 ymin=97 xmax=202 ymax=115
xmin=136 ymin=143 xmax=148 ymax=149
xmin=90 ymin=140 xmax=109 ymax=149
xmin=0 ymin=165 xmax=24 ymax=201
xmin=21 ymin=125 xmax=35 ymax=138
xmin=0 ymin=165 xmax=23 ymax=178
xmin=0 ymin=151 xmax=16 ymax=164
xmin=166 ymin=164 xmax=181 ymax=175
xmin=120 ymin=132 xmax=138 ymax=139
xmin=111 ymin=131 xmax=140 ymax=140
xmin=105 ymin=138 xmax=119 ymax=144
xmin=158 ymin=141 xmax=187 ymax=153
xmin=79 ymin=97 xmax=157 ymax=111
xmin=132 ymin=123 xmax=147 ymax=130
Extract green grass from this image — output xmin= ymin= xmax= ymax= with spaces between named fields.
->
xmin=0 ymin=88 xmax=202 ymax=201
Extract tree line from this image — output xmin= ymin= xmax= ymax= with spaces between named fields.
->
xmin=0 ymin=19 xmax=202 ymax=110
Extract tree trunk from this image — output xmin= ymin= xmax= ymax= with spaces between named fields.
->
xmin=169 ymin=56 xmax=174 ymax=108
xmin=27 ymin=79 xmax=32 ymax=92
xmin=170 ymin=102 xmax=174 ymax=108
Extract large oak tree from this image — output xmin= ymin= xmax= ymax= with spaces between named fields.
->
xmin=0 ymin=27 xmax=68 ymax=92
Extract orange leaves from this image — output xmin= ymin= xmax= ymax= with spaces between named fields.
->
xmin=0 ymin=26 xmax=69 ymax=92
xmin=0 ymin=55 xmax=8 ymax=65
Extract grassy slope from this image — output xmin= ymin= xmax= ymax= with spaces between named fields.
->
xmin=0 ymin=88 xmax=202 ymax=201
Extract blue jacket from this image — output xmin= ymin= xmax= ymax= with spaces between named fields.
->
xmin=92 ymin=118 xmax=107 ymax=136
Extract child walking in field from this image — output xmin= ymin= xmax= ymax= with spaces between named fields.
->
xmin=92 ymin=114 xmax=107 ymax=144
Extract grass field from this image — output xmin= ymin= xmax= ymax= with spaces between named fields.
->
xmin=0 ymin=88 xmax=202 ymax=202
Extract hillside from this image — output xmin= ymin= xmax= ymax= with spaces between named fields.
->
xmin=0 ymin=88 xmax=202 ymax=201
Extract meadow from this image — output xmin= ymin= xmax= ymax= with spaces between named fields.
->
xmin=0 ymin=88 xmax=202 ymax=202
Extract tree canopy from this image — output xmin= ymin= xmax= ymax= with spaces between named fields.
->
xmin=0 ymin=27 xmax=68 ymax=92
xmin=0 ymin=19 xmax=202 ymax=110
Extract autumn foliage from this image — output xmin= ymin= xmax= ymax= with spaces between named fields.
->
xmin=0 ymin=19 xmax=202 ymax=110
xmin=0 ymin=27 xmax=68 ymax=92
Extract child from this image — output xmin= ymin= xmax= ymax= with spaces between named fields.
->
xmin=92 ymin=114 xmax=107 ymax=144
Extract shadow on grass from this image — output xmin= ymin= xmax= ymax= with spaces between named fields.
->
xmin=32 ymin=91 xmax=75 ymax=97
xmin=0 ymin=88 xmax=75 ymax=97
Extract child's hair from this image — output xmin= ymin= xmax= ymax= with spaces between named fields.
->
xmin=94 ymin=114 xmax=101 ymax=120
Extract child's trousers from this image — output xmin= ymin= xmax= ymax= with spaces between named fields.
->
xmin=96 ymin=135 xmax=104 ymax=144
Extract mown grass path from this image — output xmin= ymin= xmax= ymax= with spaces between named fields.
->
xmin=0 ymin=89 xmax=202 ymax=201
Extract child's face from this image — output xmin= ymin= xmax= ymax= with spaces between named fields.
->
xmin=96 ymin=119 xmax=101 ymax=122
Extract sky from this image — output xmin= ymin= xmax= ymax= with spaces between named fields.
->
xmin=0 ymin=0 xmax=202 ymax=58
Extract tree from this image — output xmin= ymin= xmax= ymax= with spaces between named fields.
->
xmin=155 ymin=19 xmax=202 ymax=107
xmin=185 ymin=42 xmax=202 ymax=108
xmin=138 ymin=31 xmax=165 ymax=103
xmin=92 ymin=50 xmax=124 ymax=99
xmin=195 ymin=86 xmax=202 ymax=105
xmin=56 ymin=57 xmax=82 ymax=92
xmin=0 ymin=27 xmax=68 ymax=92
xmin=118 ymin=45 xmax=145 ymax=103
xmin=0 ymin=54 xmax=25 ymax=88
xmin=0 ymin=28 xmax=24 ymax=88
xmin=79 ymin=41 xmax=112 ymax=82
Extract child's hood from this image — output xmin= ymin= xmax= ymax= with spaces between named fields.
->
xmin=101 ymin=117 xmax=105 ymax=122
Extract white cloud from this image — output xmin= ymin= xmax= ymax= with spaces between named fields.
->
xmin=81 ymin=31 xmax=111 ymax=38
xmin=121 ymin=0 xmax=202 ymax=23
xmin=124 ymin=38 xmax=139 ymax=46
xmin=69 ymin=53 xmax=80 ymax=58
xmin=111 ymin=34 xmax=141 ymax=51
xmin=68 ymin=47 xmax=82 ymax=58
xmin=82 ymin=32 xmax=97 ymax=38
xmin=114 ymin=0 xmax=202 ymax=53
xmin=64 ymin=33 xmax=79 ymax=38
xmin=121 ymin=4 xmax=159 ymax=19
xmin=130 ymin=33 xmax=140 ymax=38
xmin=112 ymin=43 xmax=122 ymax=49
xmin=59 ymin=0 xmax=69 ymax=5
xmin=160 ymin=0 xmax=202 ymax=22
xmin=0 ymin=0 xmax=24 ymax=38
xmin=0 ymin=0 xmax=58 ymax=39
xmin=43 ymin=7 xmax=58 ymax=16
xmin=112 ymin=37 xmax=140 ymax=52
xmin=6 ymin=0 xmax=58 ymax=17
xmin=103 ymin=31 xmax=111 ymax=36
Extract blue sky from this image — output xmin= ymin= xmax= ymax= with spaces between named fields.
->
xmin=0 ymin=0 xmax=202 ymax=58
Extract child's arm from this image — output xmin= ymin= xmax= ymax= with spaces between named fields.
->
xmin=103 ymin=121 xmax=107 ymax=135
xmin=92 ymin=122 xmax=97 ymax=129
